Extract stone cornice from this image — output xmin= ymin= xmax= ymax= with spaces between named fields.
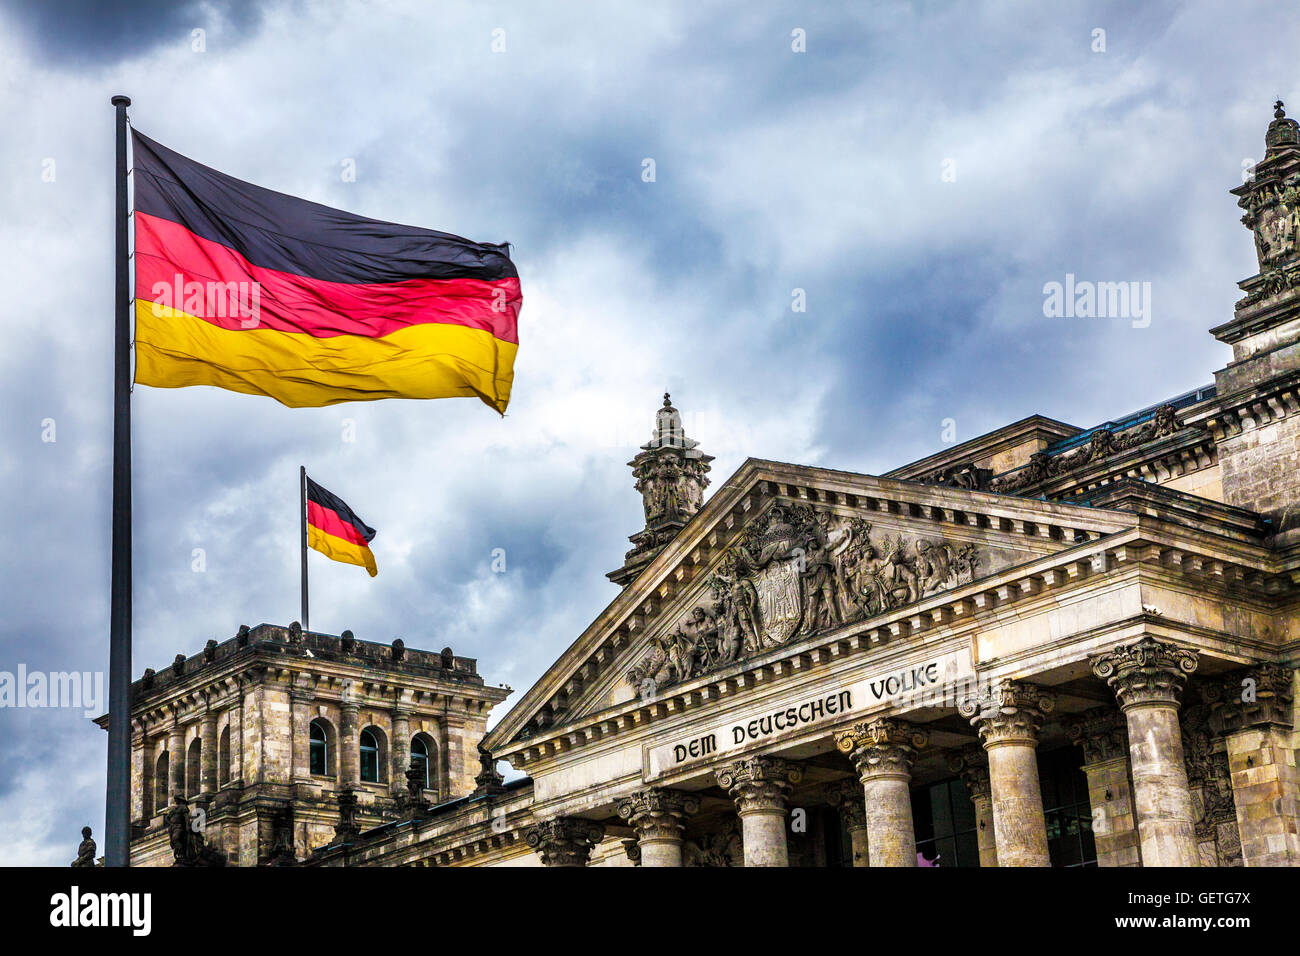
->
xmin=1183 ymin=368 xmax=1300 ymax=445
xmin=883 ymin=415 xmax=1081 ymax=482
xmin=995 ymin=421 xmax=1219 ymax=502
xmin=104 ymin=651 xmax=509 ymax=733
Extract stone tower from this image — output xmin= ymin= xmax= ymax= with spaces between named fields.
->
xmin=608 ymin=393 xmax=713 ymax=586
xmin=1217 ymin=102 xmax=1300 ymax=531
xmin=96 ymin=624 xmax=510 ymax=866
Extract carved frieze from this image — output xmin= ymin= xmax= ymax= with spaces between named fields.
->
xmin=989 ymin=405 xmax=1186 ymax=494
xmin=1180 ymin=695 xmax=1243 ymax=867
xmin=626 ymin=503 xmax=982 ymax=694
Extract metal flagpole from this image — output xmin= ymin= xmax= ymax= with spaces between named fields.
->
xmin=300 ymin=465 xmax=309 ymax=633
xmin=106 ymin=93 xmax=133 ymax=868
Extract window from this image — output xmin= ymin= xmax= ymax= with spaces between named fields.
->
xmin=186 ymin=739 xmax=202 ymax=797
xmin=218 ymin=726 xmax=231 ymax=786
xmin=360 ymin=729 xmax=379 ymax=783
xmin=154 ymin=752 xmax=169 ymax=810
xmin=410 ymin=736 xmax=430 ymax=790
xmin=911 ymin=778 xmax=980 ymax=867
xmin=310 ymin=720 xmax=329 ymax=776
xmin=1039 ymin=747 xmax=1097 ymax=867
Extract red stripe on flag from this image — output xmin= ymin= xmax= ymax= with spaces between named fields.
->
xmin=135 ymin=212 xmax=520 ymax=344
xmin=307 ymin=500 xmax=373 ymax=549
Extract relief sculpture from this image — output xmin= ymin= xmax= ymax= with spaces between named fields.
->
xmin=627 ymin=504 xmax=981 ymax=693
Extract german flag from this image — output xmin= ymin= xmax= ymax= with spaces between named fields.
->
xmin=130 ymin=130 xmax=520 ymax=413
xmin=306 ymin=477 xmax=377 ymax=576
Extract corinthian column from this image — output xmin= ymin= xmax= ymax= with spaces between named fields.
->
xmin=836 ymin=718 xmax=926 ymax=867
xmin=824 ymin=779 xmax=870 ymax=866
xmin=960 ymin=681 xmax=1054 ymax=867
xmin=617 ymin=788 xmax=699 ymax=867
xmin=715 ymin=756 xmax=802 ymax=867
xmin=525 ymin=818 xmax=605 ymax=867
xmin=948 ymin=747 xmax=998 ymax=867
xmin=1092 ymin=638 xmax=1200 ymax=867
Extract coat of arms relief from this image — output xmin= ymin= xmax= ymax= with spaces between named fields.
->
xmin=626 ymin=503 xmax=981 ymax=695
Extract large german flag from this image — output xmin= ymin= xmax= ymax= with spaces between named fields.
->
xmin=131 ymin=130 xmax=520 ymax=413
xmin=306 ymin=477 xmax=377 ymax=576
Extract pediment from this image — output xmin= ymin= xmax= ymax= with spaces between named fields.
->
xmin=483 ymin=458 xmax=1137 ymax=753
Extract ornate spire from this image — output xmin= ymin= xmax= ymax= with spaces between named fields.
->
xmin=607 ymin=392 xmax=713 ymax=587
xmin=1266 ymin=99 xmax=1300 ymax=155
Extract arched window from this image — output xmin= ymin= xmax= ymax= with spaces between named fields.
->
xmin=360 ymin=729 xmax=380 ymax=783
xmin=410 ymin=736 xmax=430 ymax=790
xmin=186 ymin=739 xmax=202 ymax=797
xmin=218 ymin=725 xmax=231 ymax=786
xmin=310 ymin=720 xmax=328 ymax=776
xmin=154 ymin=752 xmax=169 ymax=810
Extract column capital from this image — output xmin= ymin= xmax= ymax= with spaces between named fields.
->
xmin=823 ymin=778 xmax=867 ymax=830
xmin=959 ymin=680 xmax=1054 ymax=747
xmin=391 ymin=707 xmax=412 ymax=722
xmin=947 ymin=746 xmax=992 ymax=801
xmin=1091 ymin=637 xmax=1198 ymax=709
xmin=1066 ymin=706 xmax=1129 ymax=764
xmin=617 ymin=787 xmax=699 ymax=842
xmin=836 ymin=717 xmax=928 ymax=780
xmin=1205 ymin=664 xmax=1296 ymax=732
xmin=524 ymin=817 xmax=605 ymax=866
xmin=715 ymin=756 xmax=802 ymax=814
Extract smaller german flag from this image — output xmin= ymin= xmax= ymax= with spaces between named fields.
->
xmin=306 ymin=476 xmax=377 ymax=576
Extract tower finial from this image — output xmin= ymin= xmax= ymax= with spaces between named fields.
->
xmin=663 ymin=391 xmax=672 ymax=408
xmin=1276 ymin=99 xmax=1286 ymax=120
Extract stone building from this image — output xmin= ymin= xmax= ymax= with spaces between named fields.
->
xmin=95 ymin=623 xmax=509 ymax=866
xmin=107 ymin=105 xmax=1300 ymax=867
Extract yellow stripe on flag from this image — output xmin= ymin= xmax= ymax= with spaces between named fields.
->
xmin=308 ymin=525 xmax=377 ymax=577
xmin=133 ymin=300 xmax=515 ymax=412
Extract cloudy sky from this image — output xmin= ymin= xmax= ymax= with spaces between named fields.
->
xmin=0 ymin=0 xmax=1294 ymax=864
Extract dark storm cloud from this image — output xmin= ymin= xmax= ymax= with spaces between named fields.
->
xmin=1 ymin=0 xmax=1295 ymax=862
xmin=1 ymin=0 xmax=267 ymax=64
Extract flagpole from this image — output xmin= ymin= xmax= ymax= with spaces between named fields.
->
xmin=106 ymin=93 xmax=133 ymax=868
xmin=300 ymin=465 xmax=309 ymax=633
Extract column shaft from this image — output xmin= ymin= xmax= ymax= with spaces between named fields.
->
xmin=167 ymin=726 xmax=185 ymax=800
xmin=391 ymin=710 xmax=411 ymax=792
xmin=985 ymin=741 xmax=1050 ymax=867
xmin=862 ymin=775 xmax=917 ymax=867
xmin=200 ymin=711 xmax=219 ymax=794
xmin=339 ymin=702 xmax=360 ymax=788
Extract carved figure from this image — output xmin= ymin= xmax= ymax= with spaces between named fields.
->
xmin=71 ymin=827 xmax=96 ymax=867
